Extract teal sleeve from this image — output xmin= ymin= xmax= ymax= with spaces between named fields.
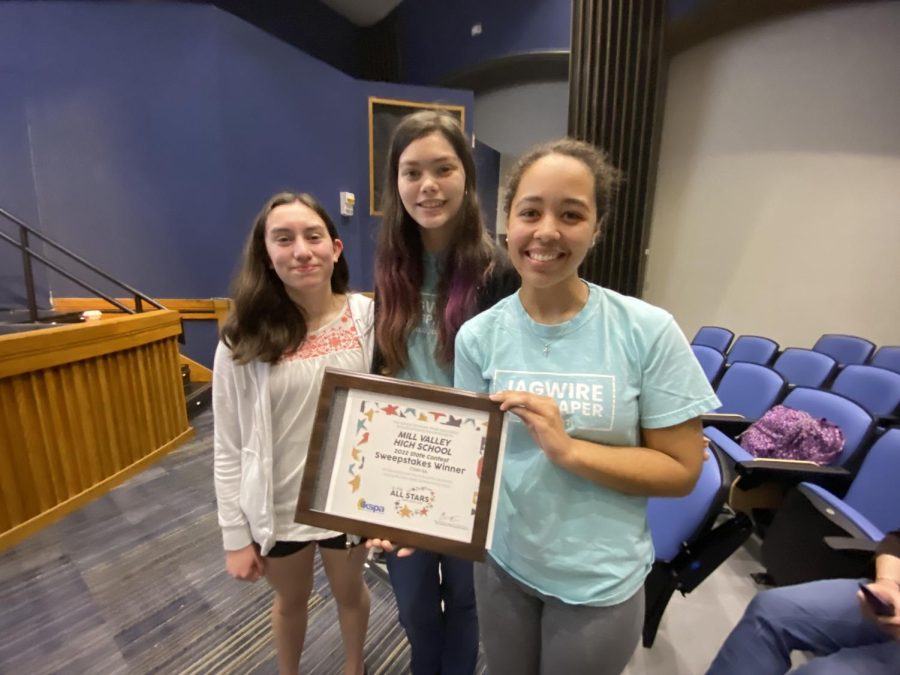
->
xmin=639 ymin=316 xmax=721 ymax=428
xmin=454 ymin=326 xmax=490 ymax=394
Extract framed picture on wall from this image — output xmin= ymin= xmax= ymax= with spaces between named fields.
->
xmin=368 ymin=97 xmax=465 ymax=216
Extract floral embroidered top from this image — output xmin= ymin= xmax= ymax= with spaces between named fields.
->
xmin=269 ymin=302 xmax=364 ymax=541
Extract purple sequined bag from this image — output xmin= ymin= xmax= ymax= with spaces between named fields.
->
xmin=739 ymin=404 xmax=845 ymax=465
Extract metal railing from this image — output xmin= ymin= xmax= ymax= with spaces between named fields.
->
xmin=0 ymin=206 xmax=165 ymax=322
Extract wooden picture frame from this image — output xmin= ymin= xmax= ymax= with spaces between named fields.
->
xmin=296 ymin=367 xmax=504 ymax=561
xmin=368 ymin=97 xmax=466 ymax=216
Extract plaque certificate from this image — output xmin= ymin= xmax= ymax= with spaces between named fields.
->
xmin=295 ymin=368 xmax=507 ymax=561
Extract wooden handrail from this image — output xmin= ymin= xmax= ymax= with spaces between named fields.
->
xmin=0 ymin=310 xmax=183 ymax=378
xmin=52 ymin=297 xmax=232 ymax=327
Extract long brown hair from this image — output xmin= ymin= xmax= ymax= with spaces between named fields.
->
xmin=221 ymin=191 xmax=349 ymax=364
xmin=374 ymin=110 xmax=494 ymax=374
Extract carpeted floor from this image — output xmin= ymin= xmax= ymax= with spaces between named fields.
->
xmin=0 ymin=410 xmax=469 ymax=674
xmin=0 ymin=410 xmax=766 ymax=674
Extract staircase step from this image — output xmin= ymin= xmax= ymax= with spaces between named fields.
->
xmin=185 ymin=381 xmax=212 ymax=420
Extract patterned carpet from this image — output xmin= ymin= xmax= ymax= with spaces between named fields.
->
xmin=0 ymin=411 xmax=484 ymax=674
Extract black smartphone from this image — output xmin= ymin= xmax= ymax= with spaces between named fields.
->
xmin=859 ymin=582 xmax=895 ymax=617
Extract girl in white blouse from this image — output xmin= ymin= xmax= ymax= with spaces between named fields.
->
xmin=213 ymin=192 xmax=373 ymax=675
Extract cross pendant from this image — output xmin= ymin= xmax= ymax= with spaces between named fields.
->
xmin=542 ymin=344 xmax=550 ymax=356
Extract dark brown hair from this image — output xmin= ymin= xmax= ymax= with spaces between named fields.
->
xmin=221 ymin=191 xmax=349 ymax=364
xmin=374 ymin=110 xmax=495 ymax=374
xmin=503 ymin=138 xmax=622 ymax=230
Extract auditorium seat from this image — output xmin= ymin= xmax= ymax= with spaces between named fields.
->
xmin=772 ymin=347 xmax=837 ymax=389
xmin=812 ymin=333 xmax=875 ymax=367
xmin=725 ymin=335 xmax=779 ymax=366
xmin=691 ymin=326 xmax=734 ymax=353
xmin=829 ymin=364 xmax=900 ymax=420
xmin=691 ymin=344 xmax=726 ymax=386
xmin=712 ymin=362 xmax=786 ymax=420
xmin=760 ymin=428 xmax=900 ymax=586
xmin=645 ymin=447 xmax=750 ymax=647
xmin=870 ymin=345 xmax=900 ymax=375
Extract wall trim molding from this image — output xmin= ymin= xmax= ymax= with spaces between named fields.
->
xmin=440 ymin=50 xmax=570 ymax=93
xmin=667 ymin=0 xmax=864 ymax=54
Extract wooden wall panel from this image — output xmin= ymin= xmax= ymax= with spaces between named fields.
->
xmin=569 ymin=0 xmax=665 ymax=297
xmin=0 ymin=311 xmax=193 ymax=551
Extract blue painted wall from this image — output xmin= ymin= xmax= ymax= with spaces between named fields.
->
xmin=397 ymin=0 xmax=572 ymax=85
xmin=212 ymin=0 xmax=364 ymax=77
xmin=0 ymin=0 xmax=470 ymax=365
xmin=0 ymin=72 xmax=50 ymax=310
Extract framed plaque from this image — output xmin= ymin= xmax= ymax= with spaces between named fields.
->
xmin=296 ymin=368 xmax=506 ymax=561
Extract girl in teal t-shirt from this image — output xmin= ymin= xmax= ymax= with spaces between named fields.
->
xmin=454 ymin=139 xmax=720 ymax=675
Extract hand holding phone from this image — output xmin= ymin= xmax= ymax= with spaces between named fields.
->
xmin=859 ymin=582 xmax=896 ymax=617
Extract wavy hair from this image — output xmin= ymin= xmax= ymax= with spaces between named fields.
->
xmin=221 ymin=191 xmax=349 ymax=364
xmin=374 ymin=110 xmax=494 ymax=373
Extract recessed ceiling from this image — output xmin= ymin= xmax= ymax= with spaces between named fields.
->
xmin=317 ymin=0 xmax=404 ymax=27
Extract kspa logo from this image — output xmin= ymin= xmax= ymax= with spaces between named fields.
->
xmin=356 ymin=498 xmax=386 ymax=514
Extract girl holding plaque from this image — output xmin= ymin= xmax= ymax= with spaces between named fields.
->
xmin=372 ymin=111 xmax=518 ymax=674
xmin=454 ymin=139 xmax=721 ymax=675
xmin=213 ymin=192 xmax=373 ymax=675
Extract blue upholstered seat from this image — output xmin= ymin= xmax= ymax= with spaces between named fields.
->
xmin=691 ymin=326 xmax=733 ymax=353
xmin=725 ymin=335 xmax=779 ymax=366
xmin=773 ymin=348 xmax=837 ymax=388
xmin=812 ymin=333 xmax=875 ymax=366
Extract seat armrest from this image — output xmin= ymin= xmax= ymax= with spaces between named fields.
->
xmin=701 ymin=414 xmax=753 ymax=438
xmin=875 ymin=414 xmax=899 ymax=428
xmin=734 ymin=460 xmax=851 ymax=493
xmin=824 ymin=536 xmax=880 ymax=553
xmin=798 ymin=483 xmax=885 ymax=541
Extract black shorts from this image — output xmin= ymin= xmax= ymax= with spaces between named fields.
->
xmin=265 ymin=534 xmax=365 ymax=558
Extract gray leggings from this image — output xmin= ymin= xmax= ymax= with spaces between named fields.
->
xmin=474 ymin=559 xmax=643 ymax=675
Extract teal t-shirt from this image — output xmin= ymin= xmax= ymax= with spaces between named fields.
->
xmin=396 ymin=253 xmax=452 ymax=387
xmin=454 ymin=282 xmax=720 ymax=606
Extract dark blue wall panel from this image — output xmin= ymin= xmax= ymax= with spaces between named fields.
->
xmin=0 ymin=1 xmax=471 ymax=365
xmin=213 ymin=7 xmax=361 ymax=292
xmin=0 ymin=71 xmax=50 ymax=310
xmin=212 ymin=0 xmax=363 ymax=77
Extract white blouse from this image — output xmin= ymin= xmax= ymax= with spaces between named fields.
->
xmin=268 ymin=302 xmax=365 ymax=542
